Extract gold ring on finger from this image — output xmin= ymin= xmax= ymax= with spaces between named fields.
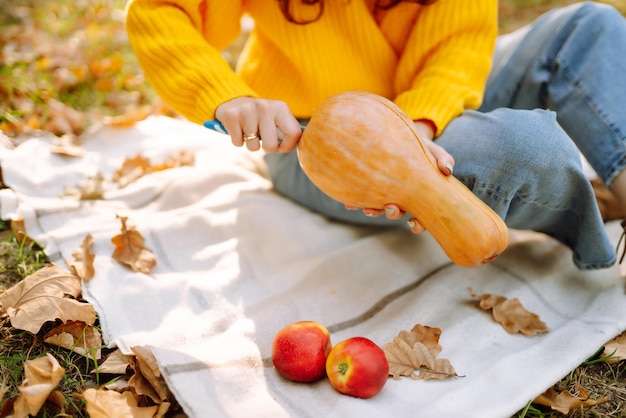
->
xmin=243 ymin=133 xmax=259 ymax=142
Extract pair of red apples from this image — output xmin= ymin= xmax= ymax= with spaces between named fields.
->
xmin=271 ymin=320 xmax=389 ymax=399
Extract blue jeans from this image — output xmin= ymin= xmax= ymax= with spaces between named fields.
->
xmin=264 ymin=2 xmax=626 ymax=270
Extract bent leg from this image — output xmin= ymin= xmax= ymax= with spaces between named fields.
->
xmin=483 ymin=2 xmax=626 ymax=188
xmin=436 ymin=108 xmax=615 ymax=270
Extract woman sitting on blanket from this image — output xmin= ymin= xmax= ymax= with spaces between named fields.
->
xmin=125 ymin=0 xmax=626 ymax=270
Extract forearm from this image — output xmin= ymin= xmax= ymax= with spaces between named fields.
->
xmin=125 ymin=0 xmax=256 ymax=123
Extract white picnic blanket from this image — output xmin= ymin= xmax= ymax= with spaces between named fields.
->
xmin=1 ymin=115 xmax=626 ymax=418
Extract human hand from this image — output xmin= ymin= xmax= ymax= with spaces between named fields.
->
xmin=346 ymin=120 xmax=455 ymax=234
xmin=215 ymin=97 xmax=302 ymax=152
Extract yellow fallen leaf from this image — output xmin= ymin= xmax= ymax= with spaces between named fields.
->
xmin=469 ymin=288 xmax=548 ymax=335
xmin=12 ymin=354 xmax=65 ymax=417
xmin=533 ymin=386 xmax=608 ymax=414
xmin=0 ymin=264 xmax=96 ymax=333
xmin=111 ymin=215 xmax=156 ymax=274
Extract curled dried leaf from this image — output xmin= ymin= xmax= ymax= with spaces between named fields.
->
xmin=61 ymin=172 xmax=108 ymax=200
xmin=97 ymin=349 xmax=132 ymax=374
xmin=78 ymin=388 xmax=169 ymax=418
xmin=44 ymin=321 xmax=102 ymax=360
xmin=68 ymin=234 xmax=95 ymax=282
xmin=12 ymin=354 xmax=65 ymax=417
xmin=469 ymin=288 xmax=548 ymax=335
xmin=111 ymin=215 xmax=156 ymax=274
xmin=533 ymin=386 xmax=608 ymax=414
xmin=129 ymin=346 xmax=172 ymax=404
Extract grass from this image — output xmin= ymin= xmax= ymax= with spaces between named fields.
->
xmin=1 ymin=1 xmax=626 ymax=417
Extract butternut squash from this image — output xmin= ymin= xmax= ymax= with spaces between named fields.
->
xmin=297 ymin=91 xmax=509 ymax=267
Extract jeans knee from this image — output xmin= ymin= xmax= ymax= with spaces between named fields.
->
xmin=575 ymin=2 xmax=623 ymax=31
xmin=456 ymin=109 xmax=579 ymax=174
xmin=446 ymin=108 xmax=584 ymax=207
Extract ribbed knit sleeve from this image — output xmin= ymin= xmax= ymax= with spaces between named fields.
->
xmin=126 ymin=0 xmax=497 ymax=132
xmin=393 ymin=0 xmax=498 ymax=134
xmin=125 ymin=0 xmax=257 ymax=124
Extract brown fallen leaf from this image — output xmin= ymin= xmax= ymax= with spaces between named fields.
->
xmin=67 ymin=234 xmax=96 ymax=282
xmin=102 ymin=104 xmax=152 ymax=128
xmin=603 ymin=331 xmax=626 ymax=362
xmin=11 ymin=354 xmax=65 ymax=418
xmin=111 ymin=151 xmax=195 ymax=188
xmin=10 ymin=219 xmax=37 ymax=246
xmin=44 ymin=321 xmax=102 ymax=360
xmin=384 ymin=324 xmax=458 ymax=380
xmin=469 ymin=288 xmax=548 ymax=335
xmin=96 ymin=349 xmax=132 ymax=374
xmin=113 ymin=155 xmax=153 ymax=188
xmin=111 ymin=215 xmax=156 ymax=274
xmin=129 ymin=346 xmax=172 ymax=404
xmin=78 ymin=388 xmax=169 ymax=418
xmin=533 ymin=386 xmax=608 ymax=414
xmin=61 ymin=172 xmax=108 ymax=200
xmin=0 ymin=264 xmax=96 ymax=333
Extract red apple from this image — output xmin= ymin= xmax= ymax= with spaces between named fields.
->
xmin=325 ymin=336 xmax=389 ymax=399
xmin=271 ymin=320 xmax=332 ymax=383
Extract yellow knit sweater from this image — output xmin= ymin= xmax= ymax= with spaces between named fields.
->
xmin=125 ymin=0 xmax=497 ymax=135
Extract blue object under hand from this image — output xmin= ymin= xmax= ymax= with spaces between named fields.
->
xmin=203 ymin=120 xmax=229 ymax=134
xmin=203 ymin=120 xmax=306 ymax=139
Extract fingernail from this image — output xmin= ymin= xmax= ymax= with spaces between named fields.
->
xmin=445 ymin=162 xmax=454 ymax=175
xmin=407 ymin=220 xmax=415 ymax=228
xmin=364 ymin=211 xmax=374 ymax=217
xmin=385 ymin=207 xmax=395 ymax=216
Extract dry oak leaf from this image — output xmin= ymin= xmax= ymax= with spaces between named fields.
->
xmin=11 ymin=353 xmax=65 ymax=418
xmin=129 ymin=346 xmax=172 ymax=404
xmin=384 ymin=324 xmax=458 ymax=380
xmin=0 ymin=264 xmax=96 ymax=334
xmin=469 ymin=288 xmax=548 ymax=335
xmin=111 ymin=215 xmax=156 ymax=274
xmin=44 ymin=320 xmax=102 ymax=360
xmin=67 ymin=233 xmax=95 ymax=282
xmin=533 ymin=386 xmax=608 ymax=414
xmin=78 ymin=388 xmax=170 ymax=418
